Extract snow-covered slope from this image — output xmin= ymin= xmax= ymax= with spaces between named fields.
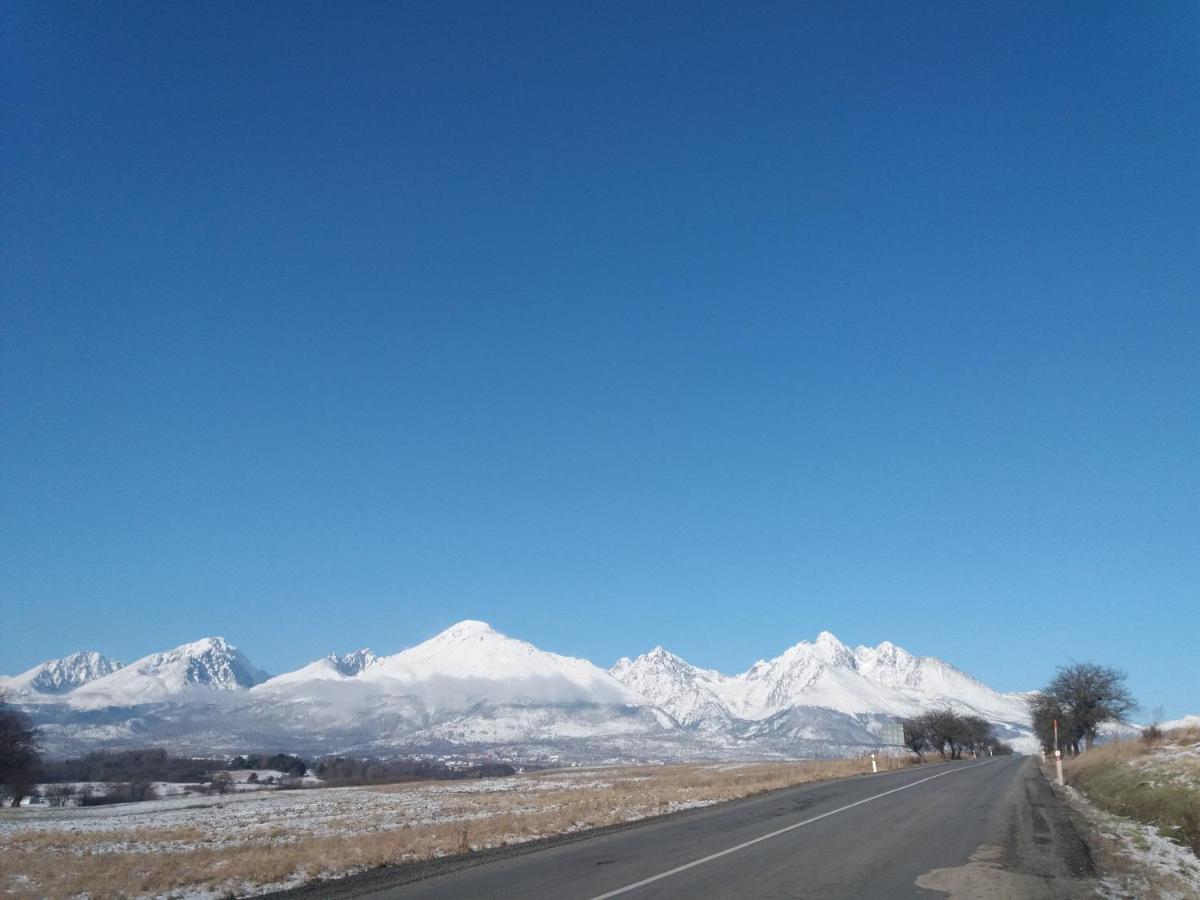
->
xmin=67 ymin=637 xmax=268 ymax=708
xmin=1162 ymin=714 xmax=1200 ymax=731
xmin=244 ymin=622 xmax=658 ymax=747
xmin=0 ymin=651 xmax=122 ymax=696
xmin=260 ymin=649 xmax=378 ymax=686
xmin=359 ymin=620 xmax=640 ymax=709
xmin=852 ymin=640 xmax=1029 ymax=723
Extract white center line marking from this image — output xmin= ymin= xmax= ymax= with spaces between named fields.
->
xmin=588 ymin=759 xmax=997 ymax=899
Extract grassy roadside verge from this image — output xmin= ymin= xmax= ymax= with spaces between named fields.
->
xmin=1061 ymin=726 xmax=1200 ymax=855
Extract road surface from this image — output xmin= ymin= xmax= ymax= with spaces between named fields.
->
xmin=277 ymin=756 xmax=1096 ymax=899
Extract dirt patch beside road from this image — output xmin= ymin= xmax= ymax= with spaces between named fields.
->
xmin=915 ymin=758 xmax=1096 ymax=899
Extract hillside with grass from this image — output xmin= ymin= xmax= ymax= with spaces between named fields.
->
xmin=1063 ymin=725 xmax=1200 ymax=855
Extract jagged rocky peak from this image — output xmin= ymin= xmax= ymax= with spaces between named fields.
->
xmin=110 ymin=636 xmax=268 ymax=690
xmin=154 ymin=636 xmax=270 ymax=689
xmin=854 ymin=639 xmax=919 ymax=677
xmin=640 ymin=646 xmax=694 ymax=669
xmin=329 ymin=648 xmax=376 ymax=676
xmin=11 ymin=651 xmax=123 ymax=694
xmin=609 ymin=645 xmax=732 ymax=728
xmin=611 ymin=646 xmax=701 ymax=682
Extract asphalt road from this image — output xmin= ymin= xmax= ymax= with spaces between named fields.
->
xmin=278 ymin=756 xmax=1097 ymax=899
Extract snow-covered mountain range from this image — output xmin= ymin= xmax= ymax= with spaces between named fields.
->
xmin=4 ymin=621 xmax=1037 ymax=760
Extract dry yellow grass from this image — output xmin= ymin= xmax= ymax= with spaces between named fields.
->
xmin=0 ymin=755 xmax=927 ymax=899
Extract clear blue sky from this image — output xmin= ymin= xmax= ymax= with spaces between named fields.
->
xmin=3 ymin=2 xmax=1197 ymax=716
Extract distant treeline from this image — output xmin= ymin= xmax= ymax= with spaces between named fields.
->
xmin=313 ymin=757 xmax=516 ymax=786
xmin=38 ymin=748 xmax=515 ymax=788
xmin=40 ymin=748 xmax=225 ymax=784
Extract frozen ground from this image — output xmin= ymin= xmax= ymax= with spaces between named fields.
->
xmin=0 ymin=758 xmax=885 ymax=898
xmin=2 ymin=770 xmax=614 ymax=842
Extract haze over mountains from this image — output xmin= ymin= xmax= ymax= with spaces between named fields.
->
xmin=3 ymin=621 xmax=1037 ymax=760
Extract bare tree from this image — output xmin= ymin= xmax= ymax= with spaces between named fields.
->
xmin=960 ymin=716 xmax=993 ymax=757
xmin=0 ymin=691 xmax=41 ymax=807
xmin=902 ymin=717 xmax=930 ymax=762
xmin=1032 ymin=662 xmax=1137 ymax=752
xmin=922 ymin=709 xmax=967 ymax=759
xmin=1028 ymin=691 xmax=1074 ymax=753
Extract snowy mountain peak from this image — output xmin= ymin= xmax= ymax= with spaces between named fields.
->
xmin=176 ymin=636 xmax=236 ymax=656
xmin=812 ymin=631 xmax=854 ymax=666
xmin=363 ymin=621 xmax=640 ymax=707
xmin=433 ymin=620 xmax=496 ymax=641
xmin=67 ymin=636 xmax=269 ymax=708
xmin=2 ymin=651 xmax=123 ymax=695
xmin=644 ymin=646 xmax=691 ymax=667
xmin=612 ymin=646 xmax=708 ymax=681
xmin=610 ymin=646 xmax=732 ymax=729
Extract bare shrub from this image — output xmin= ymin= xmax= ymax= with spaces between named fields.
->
xmin=43 ymin=784 xmax=77 ymax=808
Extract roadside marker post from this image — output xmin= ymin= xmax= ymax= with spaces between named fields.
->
xmin=870 ymin=752 xmax=877 ymax=774
xmin=1053 ymin=719 xmax=1064 ymax=786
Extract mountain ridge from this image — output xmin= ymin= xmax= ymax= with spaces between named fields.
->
xmin=4 ymin=621 xmax=1038 ymax=759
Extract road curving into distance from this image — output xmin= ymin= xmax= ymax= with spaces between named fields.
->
xmin=274 ymin=755 xmax=1096 ymax=899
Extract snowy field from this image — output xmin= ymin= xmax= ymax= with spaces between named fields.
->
xmin=0 ymin=758 xmax=889 ymax=898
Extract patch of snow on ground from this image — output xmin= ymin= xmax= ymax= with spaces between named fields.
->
xmin=1064 ymin=785 xmax=1200 ymax=899
xmin=1131 ymin=736 xmax=1200 ymax=791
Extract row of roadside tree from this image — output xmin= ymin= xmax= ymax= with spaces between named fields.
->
xmin=901 ymin=710 xmax=1013 ymax=761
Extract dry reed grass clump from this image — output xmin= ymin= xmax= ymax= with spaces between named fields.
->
xmin=0 ymin=754 xmax=926 ymax=899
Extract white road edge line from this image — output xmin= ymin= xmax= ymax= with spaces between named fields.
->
xmin=588 ymin=759 xmax=997 ymax=899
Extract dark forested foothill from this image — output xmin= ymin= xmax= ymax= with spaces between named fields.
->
xmin=314 ymin=757 xmax=516 ymax=786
